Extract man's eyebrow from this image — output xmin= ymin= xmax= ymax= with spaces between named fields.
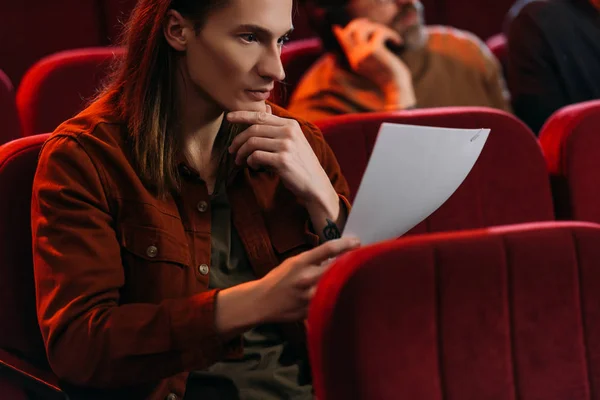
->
xmin=236 ymin=24 xmax=294 ymax=37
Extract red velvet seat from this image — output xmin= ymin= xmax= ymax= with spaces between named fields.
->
xmin=308 ymin=221 xmax=600 ymax=400
xmin=102 ymin=0 xmax=137 ymax=43
xmin=0 ymin=2 xmax=105 ymax=85
xmin=0 ymin=134 xmax=67 ymax=398
xmin=16 ymin=47 xmax=125 ymax=137
xmin=443 ymin=0 xmax=515 ymax=40
xmin=272 ymin=38 xmax=323 ymax=107
xmin=289 ymin=0 xmax=317 ymax=40
xmin=0 ymin=69 xmax=20 ymax=145
xmin=316 ymin=108 xmax=554 ymax=234
xmin=539 ymin=100 xmax=600 ymax=221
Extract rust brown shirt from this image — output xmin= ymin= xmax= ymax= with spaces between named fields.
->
xmin=31 ymin=97 xmax=350 ymax=399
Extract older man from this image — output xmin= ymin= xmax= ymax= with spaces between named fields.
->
xmin=288 ymin=0 xmax=511 ymax=122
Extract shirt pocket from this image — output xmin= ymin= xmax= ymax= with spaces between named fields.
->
xmin=120 ymin=224 xmax=190 ymax=266
xmin=266 ymin=202 xmax=319 ymax=261
xmin=119 ymin=224 xmax=192 ymax=302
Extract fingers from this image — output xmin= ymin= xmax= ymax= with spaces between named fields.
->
xmin=246 ymin=150 xmax=279 ymax=170
xmin=332 ymin=25 xmax=344 ymax=43
xmin=229 ymin=124 xmax=282 ymax=154
xmin=235 ymin=136 xmax=283 ymax=165
xmin=335 ymin=18 xmax=400 ymax=47
xmin=305 ymin=285 xmax=318 ymax=301
xmin=300 ymin=237 xmax=361 ymax=265
xmin=334 ymin=19 xmax=369 ymax=50
xmin=227 ymin=110 xmax=284 ymax=127
xmin=370 ymin=26 xmax=403 ymax=47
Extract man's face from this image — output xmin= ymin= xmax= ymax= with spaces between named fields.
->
xmin=346 ymin=0 xmax=426 ymax=49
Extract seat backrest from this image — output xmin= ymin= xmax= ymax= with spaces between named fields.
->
xmin=539 ymin=100 xmax=600 ymax=221
xmin=0 ymin=134 xmax=51 ymax=367
xmin=0 ymin=69 xmax=21 ymax=145
xmin=486 ymin=33 xmax=508 ymax=76
xmin=102 ymin=0 xmax=137 ymax=43
xmin=442 ymin=0 xmax=515 ymax=40
xmin=272 ymin=38 xmax=324 ymax=107
xmin=308 ymin=221 xmax=600 ymax=400
xmin=0 ymin=1 xmax=105 ymax=85
xmin=16 ymin=47 xmax=125 ymax=137
xmin=289 ymin=0 xmax=317 ymax=41
xmin=316 ymin=107 xmax=554 ymax=235
xmin=0 ymin=375 xmax=27 ymax=400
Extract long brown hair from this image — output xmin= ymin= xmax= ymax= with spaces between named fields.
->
xmin=101 ymin=0 xmax=230 ymax=197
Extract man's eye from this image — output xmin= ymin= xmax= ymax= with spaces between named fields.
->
xmin=278 ymin=35 xmax=290 ymax=46
xmin=240 ymin=33 xmax=257 ymax=43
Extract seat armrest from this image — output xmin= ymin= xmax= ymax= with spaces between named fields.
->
xmin=0 ymin=348 xmax=67 ymax=399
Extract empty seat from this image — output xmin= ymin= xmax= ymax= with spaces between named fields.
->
xmin=102 ymin=0 xmax=137 ymax=43
xmin=16 ymin=47 xmax=125 ymax=137
xmin=289 ymin=0 xmax=317 ymax=40
xmin=539 ymin=100 xmax=600 ymax=221
xmin=0 ymin=69 xmax=20 ymax=144
xmin=272 ymin=38 xmax=323 ymax=107
xmin=443 ymin=0 xmax=516 ymax=40
xmin=316 ymin=107 xmax=554 ymax=234
xmin=0 ymin=134 xmax=67 ymax=398
xmin=0 ymin=2 xmax=105 ymax=85
xmin=308 ymin=221 xmax=600 ymax=400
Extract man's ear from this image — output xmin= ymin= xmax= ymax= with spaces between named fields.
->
xmin=164 ymin=9 xmax=192 ymax=51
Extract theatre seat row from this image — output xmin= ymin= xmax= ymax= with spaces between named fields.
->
xmin=0 ymin=35 xmax=508 ymax=143
xmin=309 ymin=220 xmax=600 ymax=399
xmin=0 ymin=0 xmax=136 ymax=85
xmin=2 ymin=101 xmax=600 ymax=397
xmin=305 ymin=100 xmax=600 ymax=400
xmin=0 ymin=0 xmax=515 ymax=87
xmin=1 ymin=38 xmax=599 ymax=400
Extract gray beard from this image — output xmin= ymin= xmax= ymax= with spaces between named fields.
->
xmin=402 ymin=25 xmax=428 ymax=51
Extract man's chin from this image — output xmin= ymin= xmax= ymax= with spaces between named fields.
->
xmin=229 ymin=100 xmax=267 ymax=112
xmin=401 ymin=24 xmax=427 ymax=50
xmin=248 ymin=101 xmax=269 ymax=113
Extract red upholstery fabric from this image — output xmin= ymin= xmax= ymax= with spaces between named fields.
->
xmin=272 ymin=38 xmax=324 ymax=107
xmin=16 ymin=47 xmax=126 ymax=137
xmin=0 ymin=134 xmax=51 ymax=370
xmin=442 ymin=0 xmax=514 ymax=40
xmin=102 ymin=0 xmax=137 ymax=44
xmin=0 ymin=2 xmax=105 ymax=85
xmin=486 ymin=33 xmax=508 ymax=76
xmin=0 ymin=375 xmax=27 ymax=400
xmin=0 ymin=69 xmax=20 ymax=145
xmin=539 ymin=100 xmax=600 ymax=221
xmin=316 ymin=108 xmax=554 ymax=234
xmin=308 ymin=221 xmax=600 ymax=400
xmin=290 ymin=0 xmax=317 ymax=40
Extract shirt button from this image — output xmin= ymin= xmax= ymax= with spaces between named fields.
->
xmin=165 ymin=394 xmax=178 ymax=400
xmin=198 ymin=264 xmax=210 ymax=275
xmin=146 ymin=245 xmax=158 ymax=258
xmin=197 ymin=201 xmax=208 ymax=213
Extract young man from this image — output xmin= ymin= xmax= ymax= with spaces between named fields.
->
xmin=287 ymin=0 xmax=511 ymax=122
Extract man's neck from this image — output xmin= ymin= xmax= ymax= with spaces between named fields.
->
xmin=175 ymin=67 xmax=228 ymax=184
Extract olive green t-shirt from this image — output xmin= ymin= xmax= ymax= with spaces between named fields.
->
xmin=206 ymin=183 xmax=313 ymax=400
